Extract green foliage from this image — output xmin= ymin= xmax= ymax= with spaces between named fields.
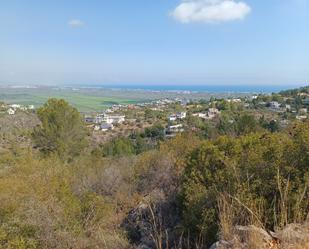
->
xmin=144 ymin=109 xmax=162 ymax=120
xmin=235 ymin=114 xmax=260 ymax=135
xmin=1 ymin=96 xmax=309 ymax=249
xmin=143 ymin=123 xmax=165 ymax=140
xmin=279 ymin=85 xmax=309 ymax=97
xmin=0 ymin=150 xmax=129 ymax=249
xmin=134 ymin=135 xmax=155 ymax=154
xmin=260 ymin=118 xmax=280 ymax=132
xmin=102 ymin=137 xmax=135 ymax=156
xmin=32 ymin=98 xmax=88 ymax=161
xmin=216 ymin=114 xmax=236 ymax=136
xmin=180 ymin=123 xmax=309 ymax=245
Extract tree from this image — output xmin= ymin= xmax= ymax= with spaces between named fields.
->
xmin=143 ymin=123 xmax=165 ymax=140
xmin=32 ymin=99 xmax=87 ymax=160
xmin=236 ymin=114 xmax=260 ymax=135
xmin=102 ymin=137 xmax=135 ymax=156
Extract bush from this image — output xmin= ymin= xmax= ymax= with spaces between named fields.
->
xmin=101 ymin=137 xmax=135 ymax=157
xmin=32 ymin=99 xmax=87 ymax=161
xmin=179 ymin=123 xmax=309 ymax=246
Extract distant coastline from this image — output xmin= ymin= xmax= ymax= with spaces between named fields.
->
xmin=71 ymin=84 xmax=302 ymax=94
xmin=1 ymin=83 xmax=307 ymax=95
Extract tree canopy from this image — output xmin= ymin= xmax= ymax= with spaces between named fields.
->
xmin=32 ymin=98 xmax=87 ymax=160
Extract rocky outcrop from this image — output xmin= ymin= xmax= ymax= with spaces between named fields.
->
xmin=272 ymin=223 xmax=309 ymax=249
xmin=209 ymin=223 xmax=309 ymax=249
xmin=122 ymin=192 xmax=181 ymax=249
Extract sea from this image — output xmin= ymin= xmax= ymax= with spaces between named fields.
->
xmin=82 ymin=84 xmax=303 ymax=93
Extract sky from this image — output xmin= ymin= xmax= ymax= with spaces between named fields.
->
xmin=0 ymin=0 xmax=309 ymax=86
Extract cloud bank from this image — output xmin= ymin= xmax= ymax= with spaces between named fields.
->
xmin=68 ymin=19 xmax=85 ymax=28
xmin=171 ymin=0 xmax=251 ymax=24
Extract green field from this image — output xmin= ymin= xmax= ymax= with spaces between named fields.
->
xmin=0 ymin=87 xmax=151 ymax=112
xmin=0 ymin=86 xmax=243 ymax=112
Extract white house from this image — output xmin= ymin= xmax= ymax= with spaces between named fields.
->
xmin=168 ymin=115 xmax=177 ymax=121
xmin=176 ymin=112 xmax=187 ymax=119
xmin=207 ymin=108 xmax=220 ymax=119
xmin=95 ymin=115 xmax=104 ymax=124
xmin=208 ymin=108 xmax=220 ymax=115
xmin=193 ymin=113 xmax=207 ymax=119
xmin=100 ymin=123 xmax=114 ymax=131
xmin=7 ymin=108 xmax=15 ymax=115
xmin=227 ymin=98 xmax=241 ymax=103
xmin=299 ymin=108 xmax=307 ymax=114
xmin=10 ymin=104 xmax=21 ymax=109
xmin=166 ymin=124 xmax=184 ymax=134
xmin=269 ymin=101 xmax=280 ymax=109
xmin=103 ymin=115 xmax=125 ymax=124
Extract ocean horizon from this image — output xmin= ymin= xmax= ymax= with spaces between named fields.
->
xmin=75 ymin=84 xmax=304 ymax=94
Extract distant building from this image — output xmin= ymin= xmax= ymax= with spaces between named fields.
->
xmin=100 ymin=123 xmax=114 ymax=131
xmin=168 ymin=115 xmax=177 ymax=121
xmin=7 ymin=108 xmax=15 ymax=115
xmin=105 ymin=108 xmax=113 ymax=113
xmin=208 ymin=108 xmax=220 ymax=115
xmin=85 ymin=117 xmax=95 ymax=123
xmin=166 ymin=124 xmax=184 ymax=137
xmin=192 ymin=110 xmax=219 ymax=120
xmin=269 ymin=101 xmax=281 ymax=109
xmin=103 ymin=114 xmax=125 ymax=124
xmin=193 ymin=113 xmax=207 ymax=119
xmin=176 ymin=112 xmax=187 ymax=119
xmin=169 ymin=112 xmax=187 ymax=121
xmin=299 ymin=108 xmax=307 ymax=114
xmin=227 ymin=98 xmax=241 ymax=103
xmin=10 ymin=104 xmax=21 ymax=109
xmin=207 ymin=108 xmax=220 ymax=119
xmin=298 ymin=93 xmax=309 ymax=97
xmin=303 ymin=98 xmax=309 ymax=105
xmin=296 ymin=115 xmax=307 ymax=120
xmin=95 ymin=115 xmax=104 ymax=124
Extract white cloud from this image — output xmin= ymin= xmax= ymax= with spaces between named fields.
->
xmin=171 ymin=0 xmax=251 ymax=24
xmin=68 ymin=19 xmax=85 ymax=28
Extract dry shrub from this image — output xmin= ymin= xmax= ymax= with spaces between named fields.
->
xmin=0 ymin=150 xmax=130 ymax=249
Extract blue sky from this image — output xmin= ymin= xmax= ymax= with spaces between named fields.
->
xmin=0 ymin=0 xmax=309 ymax=86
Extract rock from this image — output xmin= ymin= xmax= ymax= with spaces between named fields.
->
xmin=122 ymin=194 xmax=180 ymax=249
xmin=209 ymin=223 xmax=309 ymax=249
xmin=235 ymin=225 xmax=273 ymax=242
xmin=273 ymin=223 xmax=309 ymax=248
xmin=209 ymin=240 xmax=231 ymax=249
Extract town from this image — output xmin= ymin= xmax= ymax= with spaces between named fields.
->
xmin=2 ymin=88 xmax=309 ymax=143
xmin=78 ymin=89 xmax=309 ymax=141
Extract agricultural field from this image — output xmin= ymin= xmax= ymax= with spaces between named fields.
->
xmin=0 ymin=85 xmax=250 ymax=112
xmin=0 ymin=87 xmax=149 ymax=112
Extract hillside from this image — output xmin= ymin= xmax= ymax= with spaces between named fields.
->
xmin=0 ymin=96 xmax=308 ymax=249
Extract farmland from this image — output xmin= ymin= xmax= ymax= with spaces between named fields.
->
xmin=0 ymin=85 xmax=249 ymax=112
xmin=0 ymin=86 xmax=149 ymax=112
